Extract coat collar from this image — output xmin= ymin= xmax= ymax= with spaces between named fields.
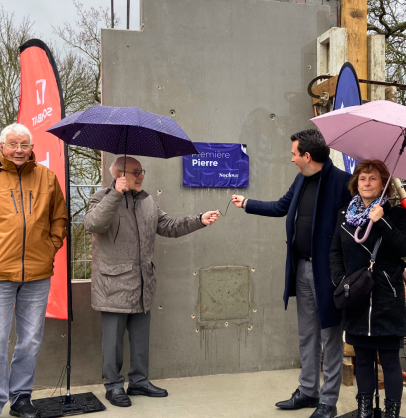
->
xmin=320 ymin=157 xmax=333 ymax=179
xmin=0 ymin=151 xmax=36 ymax=175
xmin=296 ymin=157 xmax=333 ymax=186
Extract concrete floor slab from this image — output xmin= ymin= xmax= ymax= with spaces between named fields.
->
xmin=16 ymin=369 xmax=406 ymax=417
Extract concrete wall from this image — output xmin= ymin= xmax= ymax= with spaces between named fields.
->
xmin=99 ymin=0 xmax=330 ymax=380
xmin=10 ymin=0 xmax=331 ymax=390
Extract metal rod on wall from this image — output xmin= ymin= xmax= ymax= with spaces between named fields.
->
xmin=111 ymin=0 xmax=114 ymax=28
xmin=127 ymin=0 xmax=130 ymax=29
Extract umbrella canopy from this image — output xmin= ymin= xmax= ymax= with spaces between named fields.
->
xmin=312 ymin=100 xmax=406 ymax=243
xmin=311 ymin=100 xmax=406 ymax=179
xmin=47 ymin=105 xmax=198 ymax=158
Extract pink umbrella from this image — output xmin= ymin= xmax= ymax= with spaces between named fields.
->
xmin=311 ymin=100 xmax=406 ymax=243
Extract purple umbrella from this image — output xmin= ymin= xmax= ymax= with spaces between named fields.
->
xmin=312 ymin=100 xmax=406 ymax=243
xmin=47 ymin=105 xmax=198 ymax=208
xmin=47 ymin=105 xmax=198 ymax=160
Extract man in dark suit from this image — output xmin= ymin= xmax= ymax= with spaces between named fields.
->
xmin=232 ymin=129 xmax=351 ymax=418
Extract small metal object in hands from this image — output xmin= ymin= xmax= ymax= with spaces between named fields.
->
xmin=206 ymin=198 xmax=235 ymax=227
xmin=219 ymin=199 xmax=234 ymax=217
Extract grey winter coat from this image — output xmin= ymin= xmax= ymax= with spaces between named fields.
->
xmin=84 ymin=185 xmax=205 ymax=313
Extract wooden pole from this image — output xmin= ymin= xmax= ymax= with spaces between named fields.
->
xmin=341 ymin=0 xmax=368 ymax=100
xmin=393 ymin=177 xmax=406 ymax=201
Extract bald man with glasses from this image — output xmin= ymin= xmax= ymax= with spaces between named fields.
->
xmin=84 ymin=156 xmax=220 ymax=408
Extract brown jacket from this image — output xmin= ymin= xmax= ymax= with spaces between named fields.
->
xmin=84 ymin=185 xmax=205 ymax=313
xmin=0 ymin=152 xmax=68 ymax=282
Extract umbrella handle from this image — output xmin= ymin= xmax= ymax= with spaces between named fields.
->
xmin=354 ymin=220 xmax=374 ymax=244
xmin=374 ymin=352 xmax=381 ymax=415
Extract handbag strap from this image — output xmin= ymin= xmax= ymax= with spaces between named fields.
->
xmin=369 ymin=238 xmax=382 ymax=271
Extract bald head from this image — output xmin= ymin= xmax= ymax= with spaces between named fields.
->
xmin=110 ymin=157 xmax=145 ymax=192
xmin=109 ymin=157 xmax=141 ymax=179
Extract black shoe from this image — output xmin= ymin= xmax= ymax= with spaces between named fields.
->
xmin=309 ymin=404 xmax=337 ymax=418
xmin=9 ymin=397 xmax=40 ymax=418
xmin=105 ymin=388 xmax=132 ymax=407
xmin=127 ymin=382 xmax=168 ymax=397
xmin=356 ymin=393 xmax=373 ymax=418
xmin=384 ymin=398 xmax=401 ymax=418
xmin=275 ymin=389 xmax=319 ymax=410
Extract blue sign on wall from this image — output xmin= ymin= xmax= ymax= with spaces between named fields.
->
xmin=183 ymin=142 xmax=249 ymax=187
xmin=333 ymin=62 xmax=362 ymax=173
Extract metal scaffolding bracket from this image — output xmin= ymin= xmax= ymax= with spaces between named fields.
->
xmin=308 ymin=75 xmax=406 ymax=105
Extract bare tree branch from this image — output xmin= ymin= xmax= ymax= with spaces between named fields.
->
xmin=368 ymin=0 xmax=406 ymax=106
xmin=53 ymin=0 xmax=119 ymax=104
xmin=0 ymin=8 xmax=35 ymax=129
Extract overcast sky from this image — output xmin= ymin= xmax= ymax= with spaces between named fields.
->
xmin=3 ymin=0 xmax=141 ymax=49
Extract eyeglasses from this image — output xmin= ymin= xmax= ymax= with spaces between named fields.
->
xmin=118 ymin=169 xmax=146 ymax=177
xmin=4 ymin=143 xmax=32 ymax=151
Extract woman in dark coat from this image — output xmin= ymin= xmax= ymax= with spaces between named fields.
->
xmin=330 ymin=160 xmax=406 ymax=418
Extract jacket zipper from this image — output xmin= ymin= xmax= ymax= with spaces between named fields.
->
xmin=132 ymin=192 xmax=144 ymax=312
xmin=381 ymin=218 xmax=392 ymax=229
xmin=10 ymin=190 xmax=18 ymax=213
xmin=383 ymin=271 xmax=397 ymax=297
xmin=18 ymin=171 xmax=26 ymax=282
xmin=29 ymin=190 xmax=32 ymax=215
xmin=368 ymin=292 xmax=373 ymax=336
xmin=334 ymin=275 xmax=345 ymax=287
xmin=341 ymin=225 xmax=372 ymax=255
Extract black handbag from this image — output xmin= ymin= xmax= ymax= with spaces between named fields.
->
xmin=334 ymin=239 xmax=381 ymax=311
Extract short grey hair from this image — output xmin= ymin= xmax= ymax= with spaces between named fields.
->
xmin=109 ymin=156 xmax=140 ymax=179
xmin=0 ymin=123 xmax=32 ymax=144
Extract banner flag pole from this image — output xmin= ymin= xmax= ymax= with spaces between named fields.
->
xmin=18 ymin=38 xmax=105 ymax=417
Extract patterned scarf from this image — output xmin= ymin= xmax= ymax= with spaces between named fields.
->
xmin=345 ymin=194 xmax=388 ymax=228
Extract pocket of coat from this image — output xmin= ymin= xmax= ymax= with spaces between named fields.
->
xmin=10 ymin=190 xmax=18 ymax=214
xmin=98 ymin=262 xmax=135 ymax=299
xmin=29 ymin=190 xmax=32 ymax=215
xmin=0 ymin=190 xmax=16 ymax=220
xmin=48 ymin=237 xmax=56 ymax=257
xmin=99 ymin=262 xmax=133 ymax=276
xmin=111 ymin=216 xmax=129 ymax=245
xmin=113 ymin=217 xmax=121 ymax=244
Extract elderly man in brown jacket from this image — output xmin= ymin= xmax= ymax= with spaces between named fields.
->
xmin=0 ymin=123 xmax=68 ymax=418
xmin=84 ymin=156 xmax=219 ymax=407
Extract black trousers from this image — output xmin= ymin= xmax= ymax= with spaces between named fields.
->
xmin=354 ymin=345 xmax=403 ymax=401
xmin=101 ymin=311 xmax=151 ymax=391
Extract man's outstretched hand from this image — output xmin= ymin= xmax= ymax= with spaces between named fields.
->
xmin=201 ymin=211 xmax=220 ymax=225
xmin=231 ymin=195 xmax=245 ymax=208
